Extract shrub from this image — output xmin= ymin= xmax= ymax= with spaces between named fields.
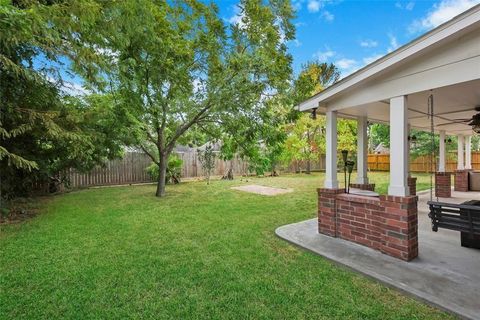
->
xmin=146 ymin=155 xmax=182 ymax=184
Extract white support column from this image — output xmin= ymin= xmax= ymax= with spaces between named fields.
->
xmin=457 ymin=135 xmax=465 ymax=170
xmin=439 ymin=130 xmax=446 ymax=172
xmin=356 ymin=116 xmax=369 ymax=184
xmin=325 ymin=110 xmax=338 ymax=189
xmin=407 ymin=124 xmax=411 ymax=176
xmin=388 ymin=96 xmax=409 ymax=196
xmin=465 ymin=135 xmax=472 ymax=169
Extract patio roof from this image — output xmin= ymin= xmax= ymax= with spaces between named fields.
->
xmin=299 ymin=4 xmax=480 ymax=136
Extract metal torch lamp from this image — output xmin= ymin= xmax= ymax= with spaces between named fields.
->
xmin=341 ymin=150 xmax=348 ymax=192
xmin=346 ymin=160 xmax=355 ymax=194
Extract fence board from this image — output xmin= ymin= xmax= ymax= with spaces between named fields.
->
xmin=368 ymin=152 xmax=480 ymax=172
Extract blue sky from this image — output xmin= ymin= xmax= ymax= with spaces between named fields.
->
xmin=222 ymin=0 xmax=480 ymax=77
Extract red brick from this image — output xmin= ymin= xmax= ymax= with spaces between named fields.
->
xmin=435 ymin=172 xmax=452 ymax=198
xmin=317 ymin=188 xmax=418 ymax=261
xmin=454 ymin=170 xmax=471 ymax=192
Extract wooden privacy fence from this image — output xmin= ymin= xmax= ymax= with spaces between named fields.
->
xmin=67 ymin=152 xmax=153 ymax=188
xmin=176 ymin=152 xmax=248 ymax=178
xmin=67 ymin=151 xmax=251 ymax=188
xmin=368 ymin=152 xmax=480 ymax=172
xmin=66 ymin=151 xmax=480 ymax=189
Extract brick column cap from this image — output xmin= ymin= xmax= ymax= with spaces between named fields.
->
xmin=435 ymin=172 xmax=452 ymax=176
xmin=317 ymin=188 xmax=345 ymax=194
xmin=336 ymin=193 xmax=380 ymax=205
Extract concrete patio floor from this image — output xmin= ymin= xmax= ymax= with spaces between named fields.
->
xmin=276 ymin=190 xmax=480 ymax=320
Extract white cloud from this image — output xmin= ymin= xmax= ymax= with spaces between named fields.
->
xmin=396 ymin=1 xmax=415 ymax=10
xmin=362 ymin=54 xmax=383 ymax=65
xmin=409 ymin=0 xmax=479 ymax=33
xmin=292 ymin=0 xmax=304 ymax=11
xmin=387 ymin=34 xmax=399 ymax=52
xmin=62 ymin=81 xmax=89 ymax=96
xmin=228 ymin=5 xmax=246 ymax=28
xmin=307 ymin=0 xmax=321 ymax=13
xmin=406 ymin=1 xmax=415 ymax=10
xmin=336 ymin=58 xmax=357 ymax=70
xmin=46 ymin=75 xmax=89 ymax=96
xmin=291 ymin=39 xmax=302 ymax=47
xmin=313 ymin=48 xmax=336 ymax=61
xmin=321 ymin=10 xmax=335 ymax=22
xmin=359 ymin=39 xmax=378 ymax=48
xmin=335 ymin=58 xmax=360 ymax=78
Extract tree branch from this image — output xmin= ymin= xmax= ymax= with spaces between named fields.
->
xmin=139 ymin=144 xmax=159 ymax=165
xmin=166 ymin=101 xmax=213 ymax=152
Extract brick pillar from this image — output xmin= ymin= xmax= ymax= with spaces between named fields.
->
xmin=317 ymin=188 xmax=345 ymax=237
xmin=349 ymin=183 xmax=375 ymax=191
xmin=454 ymin=169 xmax=472 ymax=192
xmin=407 ymin=177 xmax=417 ymax=196
xmin=380 ymin=195 xmax=418 ymax=261
xmin=435 ymin=172 xmax=451 ymax=198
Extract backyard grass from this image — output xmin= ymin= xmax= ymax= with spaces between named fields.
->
xmin=0 ymin=172 xmax=452 ymax=319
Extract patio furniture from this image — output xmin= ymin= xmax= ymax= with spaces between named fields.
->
xmin=428 ymin=200 xmax=480 ymax=249
xmin=468 ymin=171 xmax=480 ymax=191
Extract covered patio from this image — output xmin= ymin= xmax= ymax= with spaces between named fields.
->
xmin=276 ymin=190 xmax=480 ymax=319
xmin=277 ymin=5 xmax=480 ymax=319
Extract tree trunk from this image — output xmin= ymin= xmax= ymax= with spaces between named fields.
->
xmin=229 ymin=160 xmax=234 ymax=179
xmin=156 ymin=153 xmax=168 ymax=197
xmin=306 ymin=159 xmax=311 ymax=174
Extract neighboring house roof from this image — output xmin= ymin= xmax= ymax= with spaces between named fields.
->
xmin=374 ymin=143 xmax=390 ymax=154
xmin=173 ymin=145 xmax=192 ymax=153
xmin=124 ymin=146 xmax=144 ymax=153
xmin=196 ymin=141 xmax=222 ymax=152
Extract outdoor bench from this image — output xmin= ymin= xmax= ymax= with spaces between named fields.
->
xmin=428 ymin=200 xmax=480 ymax=249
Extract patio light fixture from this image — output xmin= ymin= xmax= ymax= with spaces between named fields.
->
xmin=311 ymin=107 xmax=317 ymax=120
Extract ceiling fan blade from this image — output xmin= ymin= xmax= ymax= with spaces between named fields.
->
xmin=437 ymin=121 xmax=470 ymax=127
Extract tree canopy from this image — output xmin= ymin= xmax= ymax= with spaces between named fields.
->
xmin=65 ymin=0 xmax=295 ymax=196
xmin=281 ymin=61 xmax=356 ymax=173
xmin=0 ymin=1 xmax=127 ymax=200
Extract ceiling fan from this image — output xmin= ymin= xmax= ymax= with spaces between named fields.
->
xmin=437 ymin=105 xmax=480 ymax=133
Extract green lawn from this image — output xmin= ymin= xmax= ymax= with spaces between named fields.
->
xmin=0 ymin=172 xmax=451 ymax=319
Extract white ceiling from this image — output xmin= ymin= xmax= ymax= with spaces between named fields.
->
xmin=337 ymin=79 xmax=480 ymax=136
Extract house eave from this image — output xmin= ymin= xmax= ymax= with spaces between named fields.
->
xmin=298 ymin=4 xmax=480 ymax=112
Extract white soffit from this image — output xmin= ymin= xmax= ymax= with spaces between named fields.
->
xmin=334 ymin=79 xmax=480 ymax=136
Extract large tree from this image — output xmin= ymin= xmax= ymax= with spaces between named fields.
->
xmin=0 ymin=1 xmax=126 ymax=200
xmin=71 ymin=0 xmax=294 ymax=196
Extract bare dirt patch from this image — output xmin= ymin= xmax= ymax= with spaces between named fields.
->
xmin=231 ymin=184 xmax=293 ymax=196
